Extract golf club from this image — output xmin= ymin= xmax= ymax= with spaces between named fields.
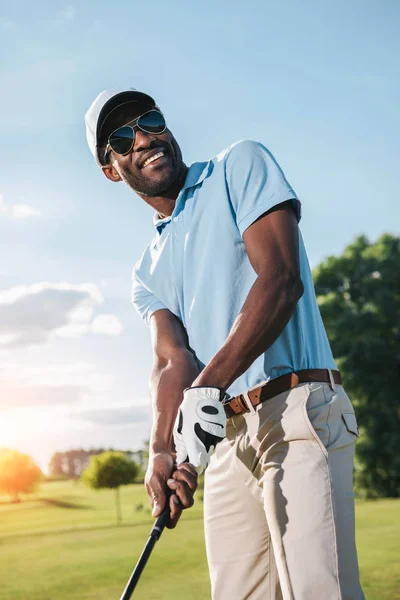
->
xmin=119 ymin=497 xmax=171 ymax=600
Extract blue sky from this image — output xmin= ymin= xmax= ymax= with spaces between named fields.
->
xmin=0 ymin=0 xmax=398 ymax=471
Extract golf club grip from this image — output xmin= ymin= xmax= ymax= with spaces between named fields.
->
xmin=150 ymin=457 xmax=189 ymax=535
xmin=150 ymin=499 xmax=170 ymax=539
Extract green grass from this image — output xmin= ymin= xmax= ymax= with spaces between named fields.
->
xmin=0 ymin=481 xmax=399 ymax=599
xmin=0 ymin=480 xmax=155 ymax=536
xmin=355 ymin=498 xmax=400 ymax=599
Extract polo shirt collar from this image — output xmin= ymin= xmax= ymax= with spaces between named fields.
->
xmin=153 ymin=160 xmax=210 ymax=232
xmin=181 ymin=160 xmax=210 ymax=191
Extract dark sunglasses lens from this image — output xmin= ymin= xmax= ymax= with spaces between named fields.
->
xmin=138 ymin=111 xmax=166 ymax=133
xmin=109 ymin=126 xmax=134 ymax=155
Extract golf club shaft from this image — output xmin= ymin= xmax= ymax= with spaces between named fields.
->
xmin=119 ymin=459 xmax=189 ymax=599
xmin=119 ymin=501 xmax=170 ymax=600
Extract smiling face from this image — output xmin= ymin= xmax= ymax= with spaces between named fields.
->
xmin=98 ymin=102 xmax=186 ymax=198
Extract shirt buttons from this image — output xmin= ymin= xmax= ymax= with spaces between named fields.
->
xmin=173 ymin=217 xmax=179 ymax=222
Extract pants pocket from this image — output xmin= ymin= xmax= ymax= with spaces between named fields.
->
xmin=342 ymin=412 xmax=359 ymax=437
xmin=302 ymin=384 xmax=360 ymax=457
xmin=301 ymin=383 xmax=330 ymax=458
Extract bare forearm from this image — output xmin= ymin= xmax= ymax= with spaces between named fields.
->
xmin=149 ymin=351 xmax=200 ymax=455
xmin=193 ymin=273 xmax=303 ymax=391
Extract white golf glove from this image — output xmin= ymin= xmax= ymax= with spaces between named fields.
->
xmin=173 ymin=386 xmax=228 ymax=474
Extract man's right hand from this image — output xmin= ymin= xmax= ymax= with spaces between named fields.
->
xmin=145 ymin=452 xmax=198 ymax=529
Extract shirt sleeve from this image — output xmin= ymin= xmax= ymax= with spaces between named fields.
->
xmin=225 ymin=140 xmax=301 ymax=237
xmin=131 ymin=270 xmax=167 ymax=326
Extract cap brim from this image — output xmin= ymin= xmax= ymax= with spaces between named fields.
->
xmin=96 ymin=90 xmax=155 ymax=160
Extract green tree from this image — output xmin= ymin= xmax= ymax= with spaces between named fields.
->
xmin=0 ymin=449 xmax=42 ymax=502
xmin=82 ymin=451 xmax=139 ymax=523
xmin=313 ymin=233 xmax=400 ymax=498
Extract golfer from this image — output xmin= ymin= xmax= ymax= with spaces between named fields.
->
xmin=85 ymin=88 xmax=365 ymax=599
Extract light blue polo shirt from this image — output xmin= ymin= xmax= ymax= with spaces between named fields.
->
xmin=132 ymin=140 xmax=337 ymax=397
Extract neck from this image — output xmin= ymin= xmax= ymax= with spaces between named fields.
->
xmin=138 ymin=164 xmax=188 ymax=218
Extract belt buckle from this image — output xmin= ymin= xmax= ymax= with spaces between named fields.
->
xmin=241 ymin=391 xmax=256 ymax=415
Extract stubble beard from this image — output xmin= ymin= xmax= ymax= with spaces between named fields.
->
xmin=120 ymin=154 xmax=184 ymax=197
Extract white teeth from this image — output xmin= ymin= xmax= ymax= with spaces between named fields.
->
xmin=143 ymin=151 xmax=164 ymax=168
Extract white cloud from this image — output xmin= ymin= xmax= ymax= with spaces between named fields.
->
xmin=91 ymin=314 xmax=124 ymax=336
xmin=0 ymin=361 xmax=113 ymax=391
xmin=0 ymin=385 xmax=85 ymax=409
xmin=0 ymin=193 xmax=41 ymax=219
xmin=0 ymin=333 xmax=20 ymax=345
xmin=0 ymin=361 xmax=114 ymax=410
xmin=12 ymin=204 xmax=41 ymax=219
xmin=68 ymin=404 xmax=150 ymax=426
xmin=0 ymin=281 xmax=102 ymax=305
xmin=0 ymin=195 xmax=7 ymax=214
xmin=0 ymin=282 xmax=123 ymax=347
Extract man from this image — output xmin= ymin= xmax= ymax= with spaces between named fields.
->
xmin=85 ymin=88 xmax=365 ymax=599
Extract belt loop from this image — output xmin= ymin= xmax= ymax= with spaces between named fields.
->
xmin=242 ymin=391 xmax=256 ymax=415
xmin=328 ymin=369 xmax=337 ymax=393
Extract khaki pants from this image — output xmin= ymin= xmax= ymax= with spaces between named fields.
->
xmin=204 ymin=382 xmax=365 ymax=600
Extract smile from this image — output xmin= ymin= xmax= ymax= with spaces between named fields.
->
xmin=142 ymin=151 xmax=165 ymax=168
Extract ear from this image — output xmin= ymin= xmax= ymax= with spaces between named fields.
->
xmin=101 ymin=164 xmax=122 ymax=183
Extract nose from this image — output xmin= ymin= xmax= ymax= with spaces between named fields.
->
xmin=133 ymin=128 xmax=158 ymax=152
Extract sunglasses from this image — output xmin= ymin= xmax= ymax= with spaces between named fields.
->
xmin=102 ymin=109 xmax=167 ymax=163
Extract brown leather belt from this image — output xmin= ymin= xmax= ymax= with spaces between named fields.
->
xmin=224 ymin=369 xmax=342 ymax=418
